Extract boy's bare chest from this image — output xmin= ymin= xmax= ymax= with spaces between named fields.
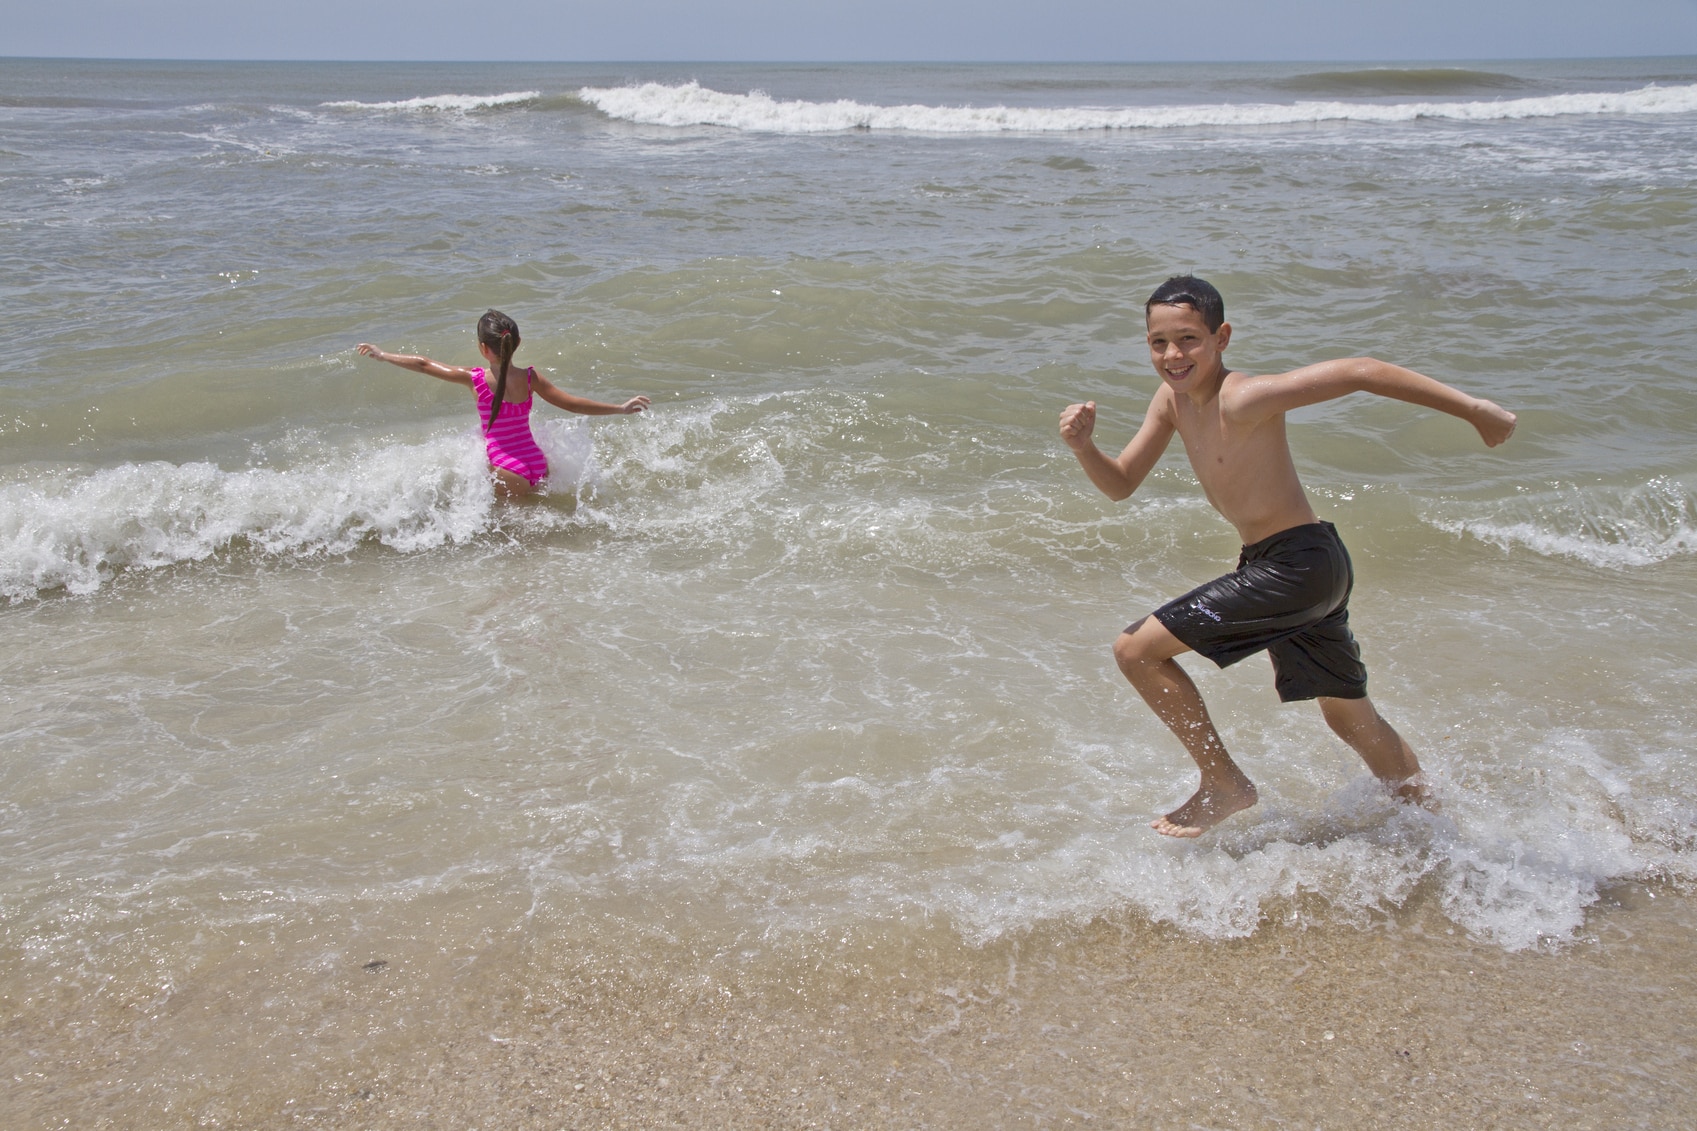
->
xmin=1172 ymin=405 xmax=1293 ymax=498
xmin=1172 ymin=404 xmax=1239 ymax=474
xmin=1161 ymin=385 xmax=1314 ymax=541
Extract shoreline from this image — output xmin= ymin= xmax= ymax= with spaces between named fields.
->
xmin=7 ymin=883 xmax=1694 ymax=1128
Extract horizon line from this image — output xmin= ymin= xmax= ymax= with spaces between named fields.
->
xmin=8 ymin=52 xmax=1697 ymax=66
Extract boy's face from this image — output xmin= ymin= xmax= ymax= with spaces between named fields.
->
xmin=1146 ymin=303 xmax=1231 ymax=393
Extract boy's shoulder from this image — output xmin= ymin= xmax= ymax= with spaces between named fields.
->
xmin=1214 ymin=365 xmax=1310 ymax=426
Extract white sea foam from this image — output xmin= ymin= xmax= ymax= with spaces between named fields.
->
xmin=579 ymin=80 xmax=1697 ymax=134
xmin=0 ymin=423 xmax=596 ymax=600
xmin=1427 ymin=476 xmax=1697 ymax=569
xmin=320 ymin=91 xmax=540 ymax=113
xmin=891 ymin=759 xmax=1665 ymax=952
xmin=541 ymin=740 xmax=1678 ymax=953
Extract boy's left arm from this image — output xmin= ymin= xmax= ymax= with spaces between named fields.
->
xmin=1221 ymin=358 xmax=1516 ymax=447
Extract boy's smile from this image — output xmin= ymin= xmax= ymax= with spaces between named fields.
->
xmin=1146 ymin=303 xmax=1231 ymax=397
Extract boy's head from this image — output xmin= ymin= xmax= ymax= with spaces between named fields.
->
xmin=1145 ymin=275 xmax=1225 ymax=332
xmin=1144 ymin=275 xmax=1231 ymax=391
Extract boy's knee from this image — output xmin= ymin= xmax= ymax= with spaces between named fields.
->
xmin=1113 ymin=618 xmax=1160 ymax=669
xmin=1112 ymin=628 xmax=1139 ymax=664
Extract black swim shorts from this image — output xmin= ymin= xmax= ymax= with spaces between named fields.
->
xmin=1148 ymin=521 xmax=1368 ymax=702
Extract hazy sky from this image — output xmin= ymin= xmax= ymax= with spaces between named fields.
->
xmin=7 ymin=0 xmax=1697 ymax=62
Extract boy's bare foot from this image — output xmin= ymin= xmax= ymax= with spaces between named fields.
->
xmin=1151 ymin=778 xmax=1259 ymax=838
xmin=1387 ymin=773 xmax=1438 ymax=811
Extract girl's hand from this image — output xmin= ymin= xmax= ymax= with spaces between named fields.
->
xmin=356 ymin=343 xmax=386 ymax=361
xmin=620 ymin=396 xmax=651 ymax=414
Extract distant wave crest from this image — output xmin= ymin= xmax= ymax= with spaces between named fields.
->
xmin=321 ymin=90 xmax=541 ymax=113
xmin=1427 ymin=476 xmax=1697 ymax=569
xmin=579 ymin=80 xmax=1697 ymax=134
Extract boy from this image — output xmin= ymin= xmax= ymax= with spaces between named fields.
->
xmin=1059 ymin=276 xmax=1516 ymax=838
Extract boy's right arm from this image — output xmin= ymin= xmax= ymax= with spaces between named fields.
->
xmin=355 ymin=344 xmax=474 ymax=388
xmin=1059 ymin=394 xmax=1176 ymax=502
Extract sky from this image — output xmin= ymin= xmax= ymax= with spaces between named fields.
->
xmin=5 ymin=0 xmax=1697 ymax=62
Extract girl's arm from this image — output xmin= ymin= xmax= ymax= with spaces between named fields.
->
xmin=355 ymin=344 xmax=475 ymax=389
xmin=530 ymin=369 xmax=650 ymax=415
xmin=1220 ymin=358 xmax=1516 ymax=447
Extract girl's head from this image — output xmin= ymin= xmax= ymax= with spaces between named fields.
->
xmin=476 ymin=309 xmax=521 ymax=427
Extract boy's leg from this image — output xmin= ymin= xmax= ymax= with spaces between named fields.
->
xmin=1115 ymin=616 xmax=1258 ymax=838
xmin=1315 ymin=695 xmax=1432 ymax=806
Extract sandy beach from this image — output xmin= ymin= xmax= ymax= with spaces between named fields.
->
xmin=6 ymin=881 xmax=1692 ymax=1128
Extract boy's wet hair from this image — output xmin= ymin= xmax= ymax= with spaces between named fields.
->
xmin=476 ymin=309 xmax=520 ymax=428
xmin=1145 ymin=275 xmax=1225 ymax=332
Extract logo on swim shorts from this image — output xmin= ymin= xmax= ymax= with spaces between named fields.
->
xmin=1194 ymin=602 xmax=1222 ymax=623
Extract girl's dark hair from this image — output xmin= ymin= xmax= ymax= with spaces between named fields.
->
xmin=476 ymin=309 xmax=521 ymax=428
xmin=1145 ymin=275 xmax=1225 ymax=332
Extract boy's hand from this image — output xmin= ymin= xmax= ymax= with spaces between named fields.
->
xmin=1471 ymin=398 xmax=1517 ymax=447
xmin=356 ymin=343 xmax=385 ymax=361
xmin=619 ymin=396 xmax=651 ymax=414
xmin=1059 ymin=401 xmax=1097 ymax=452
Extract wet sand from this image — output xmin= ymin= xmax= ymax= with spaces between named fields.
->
xmin=5 ymin=882 xmax=1694 ymax=1129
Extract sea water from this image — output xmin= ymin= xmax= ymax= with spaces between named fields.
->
xmin=2 ymin=56 xmax=1696 ymax=1123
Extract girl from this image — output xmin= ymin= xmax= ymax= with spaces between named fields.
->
xmin=357 ymin=309 xmax=649 ymax=498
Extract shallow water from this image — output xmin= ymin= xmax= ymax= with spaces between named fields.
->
xmin=2 ymin=56 xmax=1696 ymax=1125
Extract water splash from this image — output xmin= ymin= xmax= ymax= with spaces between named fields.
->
xmin=0 ymin=421 xmax=596 ymax=600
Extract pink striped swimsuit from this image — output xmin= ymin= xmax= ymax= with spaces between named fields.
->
xmin=471 ymin=366 xmax=549 ymax=486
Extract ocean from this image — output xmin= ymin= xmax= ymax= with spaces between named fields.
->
xmin=3 ymin=56 xmax=1696 ymax=1127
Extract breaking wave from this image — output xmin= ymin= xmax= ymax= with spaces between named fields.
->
xmin=320 ymin=90 xmax=541 ymax=113
xmin=1427 ymin=476 xmax=1697 ymax=569
xmin=0 ymin=422 xmax=595 ymax=601
xmin=578 ymin=80 xmax=1697 ymax=134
